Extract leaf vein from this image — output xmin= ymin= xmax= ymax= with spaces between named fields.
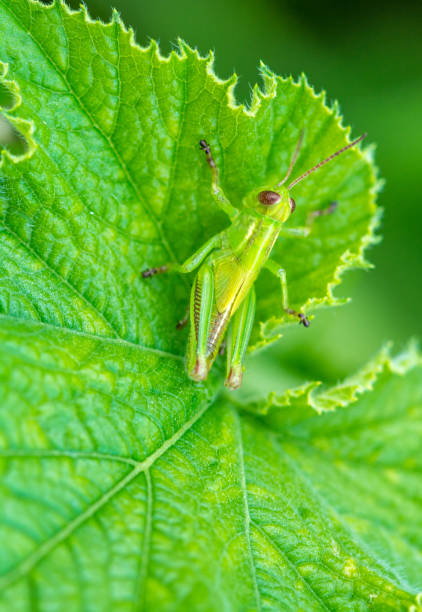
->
xmin=0 ymin=224 xmax=121 ymax=338
xmin=233 ymin=409 xmax=262 ymax=612
xmin=159 ymin=55 xmax=188 ymax=220
xmin=0 ymin=0 xmax=183 ymax=274
xmin=0 ymin=313 xmax=184 ymax=361
xmin=250 ymin=520 xmax=332 ymax=611
xmin=0 ymin=449 xmax=140 ymax=466
xmin=134 ymin=469 xmax=153 ymax=612
xmin=0 ymin=400 xmax=211 ymax=591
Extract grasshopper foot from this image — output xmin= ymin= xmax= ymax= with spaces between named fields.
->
xmin=298 ymin=313 xmax=310 ymax=328
xmin=142 ymin=265 xmax=168 ymax=278
xmin=285 ymin=308 xmax=310 ymax=327
xmin=176 ymin=315 xmax=188 ymax=329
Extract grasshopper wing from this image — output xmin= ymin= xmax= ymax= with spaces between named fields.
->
xmin=205 ymin=252 xmax=250 ymax=357
xmin=214 ymin=253 xmax=248 ymax=313
xmin=187 ymin=250 xmax=254 ymax=381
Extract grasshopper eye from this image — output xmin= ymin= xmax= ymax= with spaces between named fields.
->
xmin=258 ymin=191 xmax=281 ymax=206
xmin=289 ymin=197 xmax=296 ymax=213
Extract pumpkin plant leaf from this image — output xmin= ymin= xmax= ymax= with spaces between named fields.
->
xmin=2 ymin=2 xmax=418 ymax=612
xmin=0 ymin=0 xmax=379 ymax=355
xmin=1 ymin=320 xmax=421 ymax=610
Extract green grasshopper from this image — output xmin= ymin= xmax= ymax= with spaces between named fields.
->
xmin=143 ymin=132 xmax=366 ymax=389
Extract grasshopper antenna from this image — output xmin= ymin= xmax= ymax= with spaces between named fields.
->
xmin=288 ymin=133 xmax=367 ymax=190
xmin=277 ymin=129 xmax=305 ymax=188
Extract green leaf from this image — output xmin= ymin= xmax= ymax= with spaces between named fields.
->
xmin=2 ymin=1 xmax=418 ymax=610
xmin=0 ymin=0 xmax=378 ymax=355
xmin=1 ymin=318 xmax=422 ymax=610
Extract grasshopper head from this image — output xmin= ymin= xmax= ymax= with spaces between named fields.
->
xmin=254 ymin=186 xmax=295 ymax=222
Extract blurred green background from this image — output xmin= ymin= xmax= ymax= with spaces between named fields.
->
xmin=1 ymin=0 xmax=421 ymax=391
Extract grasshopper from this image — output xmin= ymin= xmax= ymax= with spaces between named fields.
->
xmin=143 ymin=132 xmax=366 ymax=389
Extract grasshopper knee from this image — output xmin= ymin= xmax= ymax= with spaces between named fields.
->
xmin=225 ymin=365 xmax=243 ymax=390
xmin=189 ymin=357 xmax=209 ymax=382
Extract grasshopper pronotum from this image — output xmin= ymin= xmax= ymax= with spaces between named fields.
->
xmin=143 ymin=132 xmax=366 ymax=389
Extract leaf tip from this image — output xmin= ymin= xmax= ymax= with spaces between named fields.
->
xmin=111 ymin=7 xmax=121 ymax=24
xmin=252 ymin=342 xmax=422 ymax=422
xmin=176 ymin=37 xmax=192 ymax=58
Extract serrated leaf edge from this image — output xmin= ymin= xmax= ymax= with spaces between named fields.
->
xmin=0 ymin=61 xmax=36 ymax=166
xmin=242 ymin=341 xmax=422 ymax=416
xmin=249 ymin=70 xmax=382 ymax=348
xmin=0 ymin=0 xmax=380 ymax=355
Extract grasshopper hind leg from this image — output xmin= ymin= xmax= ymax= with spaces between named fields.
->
xmin=225 ymin=288 xmax=256 ymax=390
xmin=187 ymin=263 xmax=215 ymax=382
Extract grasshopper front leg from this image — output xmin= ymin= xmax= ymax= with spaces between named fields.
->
xmin=265 ymin=259 xmax=310 ymax=327
xmin=142 ymin=233 xmax=222 ymax=278
xmin=225 ymin=288 xmax=256 ymax=390
xmin=199 ymin=140 xmax=239 ymax=221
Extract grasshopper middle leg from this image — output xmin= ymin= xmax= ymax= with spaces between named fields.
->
xmin=277 ymin=201 xmax=338 ymax=239
xmin=306 ymin=201 xmax=338 ymax=227
xmin=265 ymin=259 xmax=310 ymax=327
